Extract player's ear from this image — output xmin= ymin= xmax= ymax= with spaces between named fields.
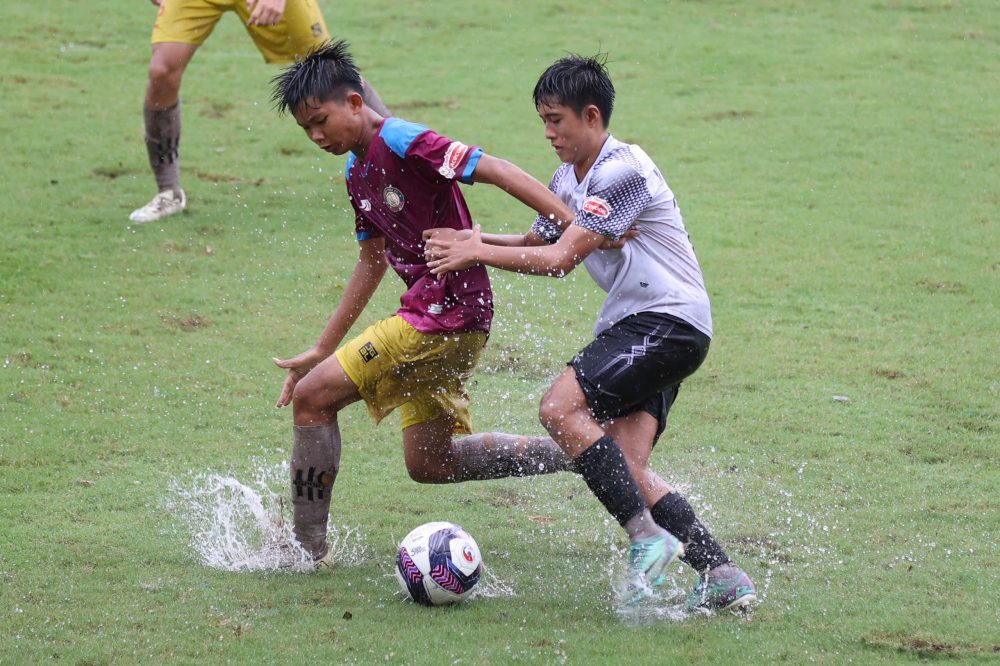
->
xmin=583 ymin=104 xmax=603 ymax=128
xmin=347 ymin=89 xmax=366 ymax=112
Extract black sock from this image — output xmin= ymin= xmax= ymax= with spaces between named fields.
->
xmin=573 ymin=435 xmax=645 ymax=527
xmin=650 ymin=492 xmax=730 ymax=573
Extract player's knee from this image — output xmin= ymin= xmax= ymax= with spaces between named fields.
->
xmin=291 ymin=377 xmax=324 ymax=412
xmin=147 ymin=58 xmax=182 ymax=92
xmin=538 ymin=390 xmax=570 ymax=434
xmin=405 ymin=460 xmax=454 ymax=484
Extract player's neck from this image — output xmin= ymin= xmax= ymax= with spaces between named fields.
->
xmin=352 ymin=113 xmax=385 ymax=160
xmin=572 ymin=131 xmax=609 ymax=181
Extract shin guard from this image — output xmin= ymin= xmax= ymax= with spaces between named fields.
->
xmin=144 ymin=102 xmax=182 ymax=194
xmin=290 ymin=422 xmax=341 ymax=558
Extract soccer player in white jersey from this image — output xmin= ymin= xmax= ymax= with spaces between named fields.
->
xmin=424 ymin=54 xmax=756 ymax=612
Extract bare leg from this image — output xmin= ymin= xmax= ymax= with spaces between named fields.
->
xmin=450 ymin=432 xmax=571 ymax=480
xmin=539 ymin=368 xmax=663 ymax=541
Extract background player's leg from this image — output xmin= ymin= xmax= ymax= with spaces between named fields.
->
xmin=131 ymin=42 xmax=198 ymax=223
xmin=288 ymin=354 xmax=362 ymax=562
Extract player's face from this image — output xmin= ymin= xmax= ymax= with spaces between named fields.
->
xmin=537 ymin=101 xmax=600 ymax=167
xmin=293 ymin=95 xmax=363 ymax=156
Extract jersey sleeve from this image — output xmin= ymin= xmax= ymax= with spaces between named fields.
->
xmin=529 ymin=165 xmax=571 ymax=243
xmin=403 ymin=129 xmax=484 ymax=185
xmin=574 ymin=162 xmax=652 ymax=239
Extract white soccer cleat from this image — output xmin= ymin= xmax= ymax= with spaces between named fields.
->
xmin=129 ymin=189 xmax=186 ymax=223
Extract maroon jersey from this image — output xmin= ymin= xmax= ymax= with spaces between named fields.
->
xmin=345 ymin=118 xmax=493 ymax=334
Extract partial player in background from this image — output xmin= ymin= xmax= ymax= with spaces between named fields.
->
xmin=269 ymin=41 xmax=577 ymax=568
xmin=425 ymin=54 xmax=757 ymax=612
xmin=130 ymin=0 xmax=389 ymax=223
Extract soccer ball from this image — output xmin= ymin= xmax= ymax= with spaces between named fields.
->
xmin=395 ymin=521 xmax=483 ymax=606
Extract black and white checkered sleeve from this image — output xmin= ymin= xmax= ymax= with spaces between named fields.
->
xmin=574 ymin=162 xmax=652 ymax=240
xmin=529 ymin=166 xmax=570 ymax=243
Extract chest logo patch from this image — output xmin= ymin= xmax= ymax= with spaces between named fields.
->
xmin=383 ymin=186 xmax=405 ymax=213
xmin=438 ymin=141 xmax=469 ymax=179
xmin=582 ymin=196 xmax=611 ymax=218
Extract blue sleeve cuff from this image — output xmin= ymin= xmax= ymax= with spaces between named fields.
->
xmin=459 ymin=147 xmax=485 ymax=184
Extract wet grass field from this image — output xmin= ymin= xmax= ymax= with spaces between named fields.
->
xmin=1 ymin=1 xmax=998 ymax=663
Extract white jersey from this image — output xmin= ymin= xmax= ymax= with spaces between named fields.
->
xmin=531 ymin=135 xmax=713 ymax=338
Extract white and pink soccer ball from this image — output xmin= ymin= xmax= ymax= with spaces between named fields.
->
xmin=395 ymin=521 xmax=483 ymax=606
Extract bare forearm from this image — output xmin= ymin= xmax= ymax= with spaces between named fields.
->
xmin=480 ymin=232 xmax=530 ymax=247
xmin=315 ymin=252 xmax=386 ymax=354
xmin=473 ymin=155 xmax=574 ymax=226
xmin=475 ymin=243 xmax=575 ymax=277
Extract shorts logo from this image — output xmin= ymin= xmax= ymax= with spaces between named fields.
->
xmin=438 ymin=141 xmax=469 ymax=179
xmin=358 ymin=341 xmax=379 ymax=363
xmin=582 ymin=196 xmax=611 ymax=218
xmin=311 ymin=23 xmax=324 ymax=38
xmin=383 ymin=186 xmax=405 ymax=213
xmin=427 ymin=303 xmax=443 ymax=315
xmin=639 ymin=281 xmax=649 ymax=288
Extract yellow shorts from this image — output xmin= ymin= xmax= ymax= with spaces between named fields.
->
xmin=151 ymin=0 xmax=329 ymax=64
xmin=335 ymin=316 xmax=487 ymax=434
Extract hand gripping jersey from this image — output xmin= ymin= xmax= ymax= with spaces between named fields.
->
xmin=531 ymin=136 xmax=713 ymax=338
xmin=345 ymin=118 xmax=493 ymax=334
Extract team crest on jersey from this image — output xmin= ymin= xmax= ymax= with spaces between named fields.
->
xmin=582 ymin=196 xmax=612 ymax=218
xmin=383 ymin=186 xmax=405 ymax=213
xmin=438 ymin=141 xmax=470 ymax=179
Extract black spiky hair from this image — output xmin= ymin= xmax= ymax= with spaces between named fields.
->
xmin=270 ymin=39 xmax=364 ymax=115
xmin=532 ymin=53 xmax=615 ymax=127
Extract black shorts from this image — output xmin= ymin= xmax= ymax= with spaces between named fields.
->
xmin=569 ymin=312 xmax=710 ymax=446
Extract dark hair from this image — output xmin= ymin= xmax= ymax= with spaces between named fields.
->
xmin=271 ymin=40 xmax=364 ymax=115
xmin=533 ymin=53 xmax=615 ymax=127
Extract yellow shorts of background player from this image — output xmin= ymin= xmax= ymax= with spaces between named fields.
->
xmin=151 ymin=0 xmax=329 ymax=64
xmin=335 ymin=316 xmax=488 ymax=434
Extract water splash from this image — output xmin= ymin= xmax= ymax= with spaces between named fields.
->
xmin=164 ymin=459 xmax=368 ymax=572
xmin=472 ymin=566 xmax=516 ymax=600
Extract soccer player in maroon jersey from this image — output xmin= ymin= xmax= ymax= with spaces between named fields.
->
xmin=268 ymin=41 xmax=580 ymax=569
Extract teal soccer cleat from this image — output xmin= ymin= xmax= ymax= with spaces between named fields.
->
xmin=623 ymin=531 xmax=685 ymax=605
xmin=685 ymin=567 xmax=757 ymax=613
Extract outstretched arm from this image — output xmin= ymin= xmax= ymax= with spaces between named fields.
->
xmin=426 ymin=223 xmax=605 ymax=278
xmin=273 ymin=237 xmax=387 ymax=406
xmin=472 ymin=154 xmax=574 ymax=230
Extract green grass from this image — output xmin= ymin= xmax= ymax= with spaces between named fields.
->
xmin=2 ymin=0 xmax=998 ymax=663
